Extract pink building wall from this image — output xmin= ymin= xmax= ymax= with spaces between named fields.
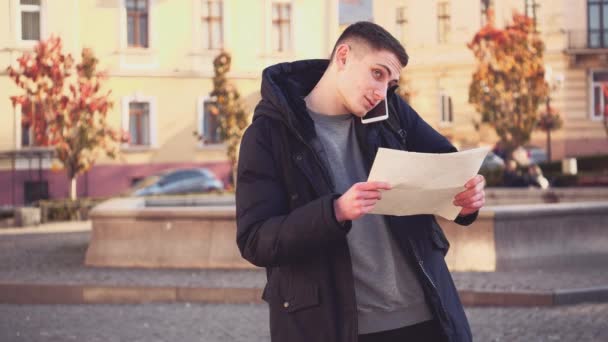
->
xmin=0 ymin=161 xmax=232 ymax=206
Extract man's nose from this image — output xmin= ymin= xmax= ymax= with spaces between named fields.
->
xmin=372 ymin=87 xmax=386 ymax=100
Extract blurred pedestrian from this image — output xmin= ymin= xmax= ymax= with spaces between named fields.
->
xmin=527 ymin=164 xmax=550 ymax=189
xmin=503 ymin=159 xmax=528 ymax=187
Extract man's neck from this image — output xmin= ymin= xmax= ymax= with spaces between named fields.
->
xmin=304 ymin=72 xmax=349 ymax=116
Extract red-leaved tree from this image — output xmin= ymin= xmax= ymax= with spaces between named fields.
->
xmin=7 ymin=36 xmax=127 ymax=200
xmin=468 ymin=10 xmax=549 ymax=155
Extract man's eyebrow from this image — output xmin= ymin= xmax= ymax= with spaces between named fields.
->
xmin=376 ymin=63 xmax=392 ymax=77
xmin=376 ymin=63 xmax=399 ymax=83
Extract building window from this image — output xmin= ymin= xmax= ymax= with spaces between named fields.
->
xmin=395 ymin=6 xmax=407 ymax=42
xmin=480 ymin=0 xmax=493 ymax=27
xmin=591 ymin=71 xmax=608 ymax=120
xmin=524 ymin=0 xmax=539 ymax=31
xmin=126 ymin=0 xmax=148 ymax=48
xmin=19 ymin=103 xmax=43 ymax=147
xmin=21 ymin=123 xmax=33 ymax=147
xmin=19 ymin=0 xmax=41 ymax=41
xmin=272 ymin=2 xmax=292 ymax=52
xmin=437 ymin=1 xmax=450 ymax=44
xmin=129 ymin=102 xmax=150 ymax=145
xmin=588 ymin=0 xmax=608 ymax=48
xmin=440 ymin=93 xmax=453 ymax=123
xmin=201 ymin=0 xmax=223 ymax=50
xmin=24 ymin=180 xmax=49 ymax=205
xmin=199 ymin=98 xmax=222 ymax=144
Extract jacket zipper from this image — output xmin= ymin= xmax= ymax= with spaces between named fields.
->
xmin=408 ymin=239 xmax=451 ymax=327
xmin=287 ymin=123 xmax=335 ymax=192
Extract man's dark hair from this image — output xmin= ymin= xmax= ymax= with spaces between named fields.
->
xmin=330 ymin=21 xmax=409 ymax=67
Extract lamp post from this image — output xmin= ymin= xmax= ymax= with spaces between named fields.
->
xmin=542 ymin=66 xmax=564 ymax=162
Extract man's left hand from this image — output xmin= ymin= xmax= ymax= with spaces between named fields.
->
xmin=453 ymin=174 xmax=486 ymax=216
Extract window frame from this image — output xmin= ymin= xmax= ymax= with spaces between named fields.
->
xmin=23 ymin=180 xmax=49 ymax=205
xmin=15 ymin=102 xmax=44 ymax=149
xmin=121 ymin=94 xmax=158 ymax=150
xmin=588 ymin=0 xmax=608 ymax=48
xmin=126 ymin=0 xmax=149 ymax=48
xmin=15 ymin=0 xmax=46 ymax=45
xmin=271 ymin=1 xmax=292 ymax=52
xmin=263 ymin=0 xmax=294 ymax=55
xmin=524 ymin=0 xmax=539 ymax=32
xmin=197 ymin=96 xmax=224 ymax=146
xmin=395 ymin=6 xmax=408 ymax=43
xmin=128 ymin=102 xmax=151 ymax=146
xmin=437 ymin=1 xmax=451 ymax=44
xmin=439 ymin=92 xmax=454 ymax=124
xmin=200 ymin=0 xmax=224 ymax=50
xmin=590 ymin=70 xmax=608 ymax=121
xmin=21 ymin=122 xmax=34 ymax=147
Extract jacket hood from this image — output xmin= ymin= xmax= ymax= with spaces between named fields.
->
xmin=254 ymin=59 xmax=329 ymax=139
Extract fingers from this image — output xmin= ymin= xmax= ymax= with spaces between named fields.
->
xmin=359 ymin=199 xmax=379 ymax=207
xmin=454 ymin=192 xmax=484 ymax=207
xmin=455 ymin=176 xmax=486 ymax=202
xmin=336 ymin=182 xmax=391 ymax=221
xmin=465 ymin=174 xmax=485 ymax=189
xmin=355 ymin=181 xmax=392 ymax=191
xmin=356 ymin=191 xmax=382 ymax=200
xmin=454 ymin=174 xmax=486 ymax=210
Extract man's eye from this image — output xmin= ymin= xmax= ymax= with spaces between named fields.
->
xmin=373 ymin=69 xmax=383 ymax=79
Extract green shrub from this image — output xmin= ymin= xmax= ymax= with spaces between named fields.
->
xmin=38 ymin=198 xmax=106 ymax=223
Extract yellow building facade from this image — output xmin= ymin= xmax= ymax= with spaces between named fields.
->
xmin=0 ymin=0 xmax=339 ymax=205
xmin=373 ymin=0 xmax=608 ymax=158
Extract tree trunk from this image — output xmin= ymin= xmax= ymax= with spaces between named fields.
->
xmin=546 ymin=129 xmax=552 ymax=162
xmin=70 ymin=177 xmax=77 ymax=201
xmin=232 ymin=163 xmax=237 ymax=189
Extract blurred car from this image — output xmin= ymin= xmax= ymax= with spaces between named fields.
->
xmin=130 ymin=168 xmax=224 ymax=196
xmin=511 ymin=145 xmax=548 ymax=166
xmin=525 ymin=145 xmax=548 ymax=164
xmin=480 ymin=151 xmax=505 ymax=172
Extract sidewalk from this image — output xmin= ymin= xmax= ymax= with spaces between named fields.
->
xmin=1 ymin=221 xmax=607 ymax=306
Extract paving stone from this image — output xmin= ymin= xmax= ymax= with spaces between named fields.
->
xmin=0 ymin=303 xmax=607 ymax=342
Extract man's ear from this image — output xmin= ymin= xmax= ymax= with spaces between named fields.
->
xmin=334 ymin=43 xmax=350 ymax=70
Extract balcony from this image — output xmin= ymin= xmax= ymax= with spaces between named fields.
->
xmin=565 ymin=30 xmax=608 ymax=67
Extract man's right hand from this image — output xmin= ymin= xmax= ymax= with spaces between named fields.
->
xmin=334 ymin=181 xmax=392 ymax=222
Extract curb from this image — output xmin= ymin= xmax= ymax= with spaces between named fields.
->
xmin=2 ymin=283 xmax=608 ymax=306
xmin=0 ymin=283 xmax=263 ymax=305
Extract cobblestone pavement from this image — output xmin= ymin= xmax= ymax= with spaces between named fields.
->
xmin=2 ymin=231 xmax=608 ymax=293
xmin=1 ymin=303 xmax=607 ymax=342
xmin=0 ymin=231 xmax=266 ymax=288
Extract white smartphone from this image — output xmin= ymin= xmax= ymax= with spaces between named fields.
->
xmin=361 ymin=99 xmax=389 ymax=124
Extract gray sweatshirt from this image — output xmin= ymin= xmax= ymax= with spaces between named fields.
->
xmin=308 ymin=109 xmax=433 ymax=334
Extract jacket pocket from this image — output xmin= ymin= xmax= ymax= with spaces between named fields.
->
xmin=262 ymin=267 xmax=321 ymax=313
xmin=282 ymin=282 xmax=320 ymax=313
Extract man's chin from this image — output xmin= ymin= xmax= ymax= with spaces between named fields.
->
xmin=352 ymin=109 xmax=367 ymax=117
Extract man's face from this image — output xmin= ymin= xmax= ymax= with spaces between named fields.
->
xmin=335 ymin=45 xmax=402 ymax=117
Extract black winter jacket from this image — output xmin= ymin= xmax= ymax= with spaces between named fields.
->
xmin=236 ymin=59 xmax=477 ymax=342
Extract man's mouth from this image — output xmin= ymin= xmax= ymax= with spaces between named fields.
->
xmin=364 ymin=97 xmax=374 ymax=109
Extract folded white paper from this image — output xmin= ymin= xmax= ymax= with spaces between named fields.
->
xmin=367 ymin=147 xmax=490 ymax=220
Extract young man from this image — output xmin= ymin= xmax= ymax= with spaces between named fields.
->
xmin=236 ymin=22 xmax=485 ymax=342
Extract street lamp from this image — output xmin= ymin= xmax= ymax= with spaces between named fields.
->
xmin=540 ymin=66 xmax=564 ymax=162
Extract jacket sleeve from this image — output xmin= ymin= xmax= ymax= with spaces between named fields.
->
xmin=398 ymin=99 xmax=479 ymax=226
xmin=397 ymin=98 xmax=457 ymax=154
xmin=235 ymin=119 xmax=350 ymax=268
